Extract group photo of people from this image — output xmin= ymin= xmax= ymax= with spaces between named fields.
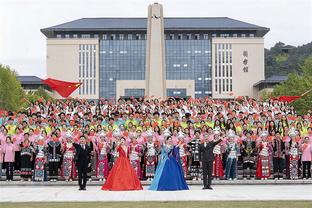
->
xmin=0 ymin=96 xmax=312 ymax=190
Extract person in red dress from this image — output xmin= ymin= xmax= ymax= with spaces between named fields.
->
xmin=101 ymin=137 xmax=143 ymax=191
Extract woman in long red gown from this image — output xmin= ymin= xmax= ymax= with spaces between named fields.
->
xmin=101 ymin=138 xmax=143 ymax=191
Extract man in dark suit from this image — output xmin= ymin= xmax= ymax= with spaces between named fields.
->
xmin=73 ymin=135 xmax=91 ymax=191
xmin=199 ymin=131 xmax=222 ymax=190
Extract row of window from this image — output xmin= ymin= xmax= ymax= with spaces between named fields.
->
xmin=78 ymin=44 xmax=97 ymax=95
xmin=56 ymin=33 xmax=255 ymax=40
xmin=215 ymin=78 xmax=233 ymax=94
xmin=79 ymin=79 xmax=96 ymax=95
xmin=214 ymin=43 xmax=233 ymax=94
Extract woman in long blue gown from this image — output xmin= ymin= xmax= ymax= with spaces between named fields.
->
xmin=149 ymin=136 xmax=189 ymax=191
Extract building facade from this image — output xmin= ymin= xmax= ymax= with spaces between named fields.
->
xmin=41 ymin=13 xmax=269 ymax=99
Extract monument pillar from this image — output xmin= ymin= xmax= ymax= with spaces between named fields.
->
xmin=145 ymin=3 xmax=166 ymax=99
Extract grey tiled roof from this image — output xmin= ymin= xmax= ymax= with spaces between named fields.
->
xmin=41 ymin=17 xmax=269 ymax=35
xmin=17 ymin=76 xmax=43 ymax=84
xmin=253 ymin=75 xmax=288 ymax=87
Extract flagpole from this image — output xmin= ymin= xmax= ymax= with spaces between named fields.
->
xmin=300 ymin=88 xmax=312 ymax=97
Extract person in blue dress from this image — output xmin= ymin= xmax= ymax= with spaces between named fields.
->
xmin=149 ymin=136 xmax=189 ymax=191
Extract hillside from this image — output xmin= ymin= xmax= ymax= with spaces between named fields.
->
xmin=265 ymin=41 xmax=312 ymax=77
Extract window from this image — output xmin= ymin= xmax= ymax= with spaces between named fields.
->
xmin=194 ymin=34 xmax=200 ymax=40
xmin=65 ymin=34 xmax=70 ymax=38
xmin=82 ymin=52 xmax=85 ymax=77
xmin=178 ymin=34 xmax=182 ymax=40
xmin=79 ymin=79 xmax=81 ymax=95
xmin=94 ymin=34 xmax=99 ymax=38
xmin=94 ymin=79 xmax=96 ymax=94
xmin=82 ymin=34 xmax=90 ymax=38
xmin=170 ymin=34 xmax=174 ymax=40
xmin=102 ymin=34 xmax=107 ymax=40
xmin=119 ymin=34 xmax=124 ymax=40
xmin=241 ymin=34 xmax=246 ymax=38
xmin=230 ymin=79 xmax=233 ymax=91
xmin=250 ymin=33 xmax=255 ymax=38
xmin=186 ymin=34 xmax=191 ymax=40
xmin=86 ymin=51 xmax=88 ymax=78
xmin=82 ymin=80 xmax=85 ymax=94
xmin=135 ymin=34 xmax=140 ymax=40
xmin=204 ymin=34 xmax=209 ymax=40
xmin=90 ymin=46 xmax=92 ymax=77
xmin=90 ymin=79 xmax=92 ymax=94
xmin=128 ymin=34 xmax=132 ymax=40
xmin=233 ymin=34 xmax=238 ymax=38
xmin=56 ymin=34 xmax=61 ymax=38
xmin=73 ymin=34 xmax=78 ymax=38
xmin=212 ymin=34 xmax=217 ymax=38
xmin=86 ymin=80 xmax=88 ymax=94
xmin=110 ymin=34 xmax=116 ymax=40
xmin=230 ymin=65 xmax=232 ymax=77
xmin=220 ymin=34 xmax=229 ymax=38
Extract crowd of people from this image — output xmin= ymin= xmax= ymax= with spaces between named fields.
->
xmin=0 ymin=96 xmax=311 ymax=183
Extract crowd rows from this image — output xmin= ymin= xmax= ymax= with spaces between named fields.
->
xmin=0 ymin=97 xmax=311 ymax=182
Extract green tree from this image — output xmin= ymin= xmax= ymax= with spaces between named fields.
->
xmin=0 ymin=64 xmax=24 ymax=111
xmin=272 ymin=56 xmax=312 ymax=114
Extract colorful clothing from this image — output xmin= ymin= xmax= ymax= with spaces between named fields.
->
xmin=149 ymin=145 xmax=189 ymax=191
xmin=62 ymin=143 xmax=76 ymax=180
xmin=96 ymin=143 xmax=110 ymax=179
xmin=213 ymin=143 xmax=224 ymax=178
xmin=144 ymin=142 xmax=158 ymax=178
xmin=256 ymin=142 xmax=271 ymax=179
xmin=128 ymin=142 xmax=143 ymax=179
xmin=20 ymin=146 xmax=33 ymax=179
xmin=102 ymin=146 xmax=143 ymax=191
xmin=34 ymin=145 xmax=47 ymax=182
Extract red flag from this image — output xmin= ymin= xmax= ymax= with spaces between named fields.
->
xmin=43 ymin=78 xmax=81 ymax=98
xmin=277 ymin=96 xmax=301 ymax=103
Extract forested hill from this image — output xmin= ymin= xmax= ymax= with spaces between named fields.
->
xmin=265 ymin=41 xmax=312 ymax=78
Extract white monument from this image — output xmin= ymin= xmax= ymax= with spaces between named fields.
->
xmin=145 ymin=2 xmax=166 ymax=99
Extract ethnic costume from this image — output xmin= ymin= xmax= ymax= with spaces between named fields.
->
xmin=96 ymin=141 xmax=110 ymax=180
xmin=241 ymin=139 xmax=256 ymax=179
xmin=20 ymin=146 xmax=34 ymax=179
xmin=289 ymin=141 xmax=300 ymax=179
xmin=47 ymin=140 xmax=62 ymax=180
xmin=128 ymin=141 xmax=143 ymax=179
xmin=179 ymin=143 xmax=188 ymax=178
xmin=256 ymin=140 xmax=271 ymax=179
xmin=144 ymin=142 xmax=158 ymax=180
xmin=273 ymin=138 xmax=285 ymax=179
xmin=225 ymin=142 xmax=238 ymax=180
xmin=188 ymin=137 xmax=201 ymax=180
xmin=34 ymin=144 xmax=47 ymax=182
xmin=212 ymin=141 xmax=224 ymax=178
xmin=62 ymin=142 xmax=76 ymax=181
xmin=177 ymin=131 xmax=188 ymax=178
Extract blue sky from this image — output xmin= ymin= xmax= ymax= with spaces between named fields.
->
xmin=0 ymin=0 xmax=311 ymax=78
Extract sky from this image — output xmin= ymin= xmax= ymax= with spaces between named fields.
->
xmin=0 ymin=0 xmax=311 ymax=78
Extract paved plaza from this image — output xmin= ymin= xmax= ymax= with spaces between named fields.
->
xmin=1 ymin=184 xmax=311 ymax=202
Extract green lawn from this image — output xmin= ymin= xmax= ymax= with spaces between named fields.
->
xmin=1 ymin=201 xmax=312 ymax=208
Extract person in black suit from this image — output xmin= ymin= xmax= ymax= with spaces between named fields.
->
xmin=199 ymin=131 xmax=222 ymax=190
xmin=73 ymin=135 xmax=91 ymax=191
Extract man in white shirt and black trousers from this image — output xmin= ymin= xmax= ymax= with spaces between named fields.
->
xmin=73 ymin=135 xmax=91 ymax=191
xmin=199 ymin=130 xmax=222 ymax=190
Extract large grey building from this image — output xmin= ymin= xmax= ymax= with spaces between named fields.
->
xmin=41 ymin=3 xmax=269 ymax=100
